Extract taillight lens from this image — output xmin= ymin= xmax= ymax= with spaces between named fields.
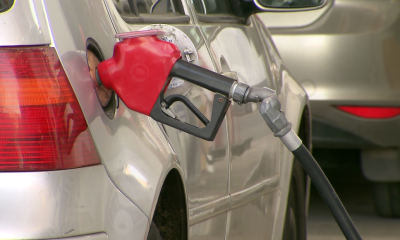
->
xmin=0 ymin=47 xmax=101 ymax=171
xmin=337 ymin=106 xmax=400 ymax=119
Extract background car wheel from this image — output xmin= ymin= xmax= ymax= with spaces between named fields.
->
xmin=282 ymin=158 xmax=307 ymax=240
xmin=372 ymin=182 xmax=400 ymax=217
xmin=147 ymin=221 xmax=162 ymax=240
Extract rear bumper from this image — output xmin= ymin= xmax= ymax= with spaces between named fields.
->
xmin=0 ymin=165 xmax=148 ymax=239
xmin=311 ymin=100 xmax=400 ymax=148
xmin=312 ymin=118 xmax=376 ymax=149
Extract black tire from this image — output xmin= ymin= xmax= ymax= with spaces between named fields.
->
xmin=282 ymin=158 xmax=307 ymax=240
xmin=147 ymin=221 xmax=162 ymax=240
xmin=372 ymin=182 xmax=400 ymax=217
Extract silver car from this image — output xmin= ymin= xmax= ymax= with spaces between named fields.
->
xmin=259 ymin=0 xmax=400 ymax=217
xmin=0 ymin=0 xmax=312 ymax=239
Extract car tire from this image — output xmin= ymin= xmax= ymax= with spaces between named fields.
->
xmin=372 ymin=182 xmax=400 ymax=217
xmin=282 ymin=158 xmax=307 ymax=240
xmin=147 ymin=221 xmax=162 ymax=240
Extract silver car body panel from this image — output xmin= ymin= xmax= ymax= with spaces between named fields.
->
xmin=188 ymin=5 xmax=308 ymax=239
xmin=43 ymin=0 xmax=186 ymax=223
xmin=187 ymin=2 xmax=283 ymax=238
xmin=103 ymin=0 xmax=233 ymax=237
xmin=0 ymin=0 xmax=51 ymax=46
xmin=189 ymin=212 xmax=227 ymax=240
xmin=0 ymin=165 xmax=148 ymax=239
xmin=63 ymin=0 xmax=308 ymax=238
xmin=263 ymin=0 xmax=400 ymax=147
xmin=226 ymin=192 xmax=278 ymax=240
xmin=0 ymin=0 xmax=309 ymax=239
xmin=103 ymin=0 xmax=231 ymax=215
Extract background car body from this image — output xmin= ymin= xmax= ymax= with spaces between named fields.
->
xmin=0 ymin=0 xmax=309 ymax=239
xmin=258 ymin=0 xmax=400 ymax=216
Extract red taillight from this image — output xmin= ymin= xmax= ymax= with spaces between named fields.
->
xmin=337 ymin=106 xmax=400 ymax=119
xmin=0 ymin=47 xmax=101 ymax=171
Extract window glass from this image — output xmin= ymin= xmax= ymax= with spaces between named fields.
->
xmin=203 ymin=0 xmax=233 ymax=15
xmin=112 ymin=0 xmax=176 ymax=16
xmin=192 ymin=0 xmax=205 ymax=14
xmin=0 ymin=0 xmax=14 ymax=13
xmin=258 ymin=0 xmax=324 ymax=8
xmin=193 ymin=0 xmax=233 ymax=15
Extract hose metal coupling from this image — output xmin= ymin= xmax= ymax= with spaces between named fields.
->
xmin=230 ymin=83 xmax=278 ymax=104
xmin=259 ymin=97 xmax=302 ymax=151
xmin=229 ymin=82 xmax=249 ymax=104
xmin=259 ymin=97 xmax=290 ymax=137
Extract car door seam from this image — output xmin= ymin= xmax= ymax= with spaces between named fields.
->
xmin=230 ymin=175 xmax=280 ymax=209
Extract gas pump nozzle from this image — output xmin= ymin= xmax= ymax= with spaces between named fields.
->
xmin=95 ymin=32 xmax=273 ymax=140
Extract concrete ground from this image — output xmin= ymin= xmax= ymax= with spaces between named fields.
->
xmin=307 ymin=149 xmax=400 ymax=240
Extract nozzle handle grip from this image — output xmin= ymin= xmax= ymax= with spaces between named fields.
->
xmin=170 ymin=59 xmax=236 ymax=97
xmin=164 ymin=94 xmax=210 ymax=126
xmin=151 ymin=93 xmax=230 ymax=141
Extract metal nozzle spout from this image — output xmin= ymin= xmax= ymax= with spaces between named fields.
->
xmin=95 ymin=68 xmax=103 ymax=87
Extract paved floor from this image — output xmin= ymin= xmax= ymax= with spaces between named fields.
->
xmin=307 ymin=149 xmax=400 ymax=240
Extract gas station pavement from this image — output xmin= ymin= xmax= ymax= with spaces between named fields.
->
xmin=307 ymin=149 xmax=400 ymax=240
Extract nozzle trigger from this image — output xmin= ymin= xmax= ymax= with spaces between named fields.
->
xmin=164 ymin=94 xmax=210 ymax=126
xmin=150 ymin=92 xmax=230 ymax=141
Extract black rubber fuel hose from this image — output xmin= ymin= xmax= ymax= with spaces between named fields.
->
xmin=292 ymin=144 xmax=362 ymax=240
xmin=169 ymin=59 xmax=235 ymax=97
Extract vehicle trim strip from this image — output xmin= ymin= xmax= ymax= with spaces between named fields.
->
xmin=56 ymin=233 xmax=108 ymax=240
xmin=231 ymin=175 xmax=280 ymax=209
xmin=189 ymin=195 xmax=231 ymax=225
xmin=188 ymin=175 xmax=280 ymax=225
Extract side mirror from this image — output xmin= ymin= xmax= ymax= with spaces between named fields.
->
xmin=253 ymin=0 xmax=327 ymax=11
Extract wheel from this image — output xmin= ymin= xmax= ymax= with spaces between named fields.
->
xmin=147 ymin=221 xmax=162 ymax=240
xmin=372 ymin=182 xmax=400 ymax=217
xmin=282 ymin=158 xmax=307 ymax=240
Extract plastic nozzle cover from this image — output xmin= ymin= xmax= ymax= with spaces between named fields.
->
xmin=96 ymin=36 xmax=181 ymax=115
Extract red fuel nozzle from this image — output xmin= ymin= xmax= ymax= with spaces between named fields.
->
xmin=96 ymin=35 xmax=181 ymax=116
xmin=95 ymin=33 xmax=237 ymax=140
